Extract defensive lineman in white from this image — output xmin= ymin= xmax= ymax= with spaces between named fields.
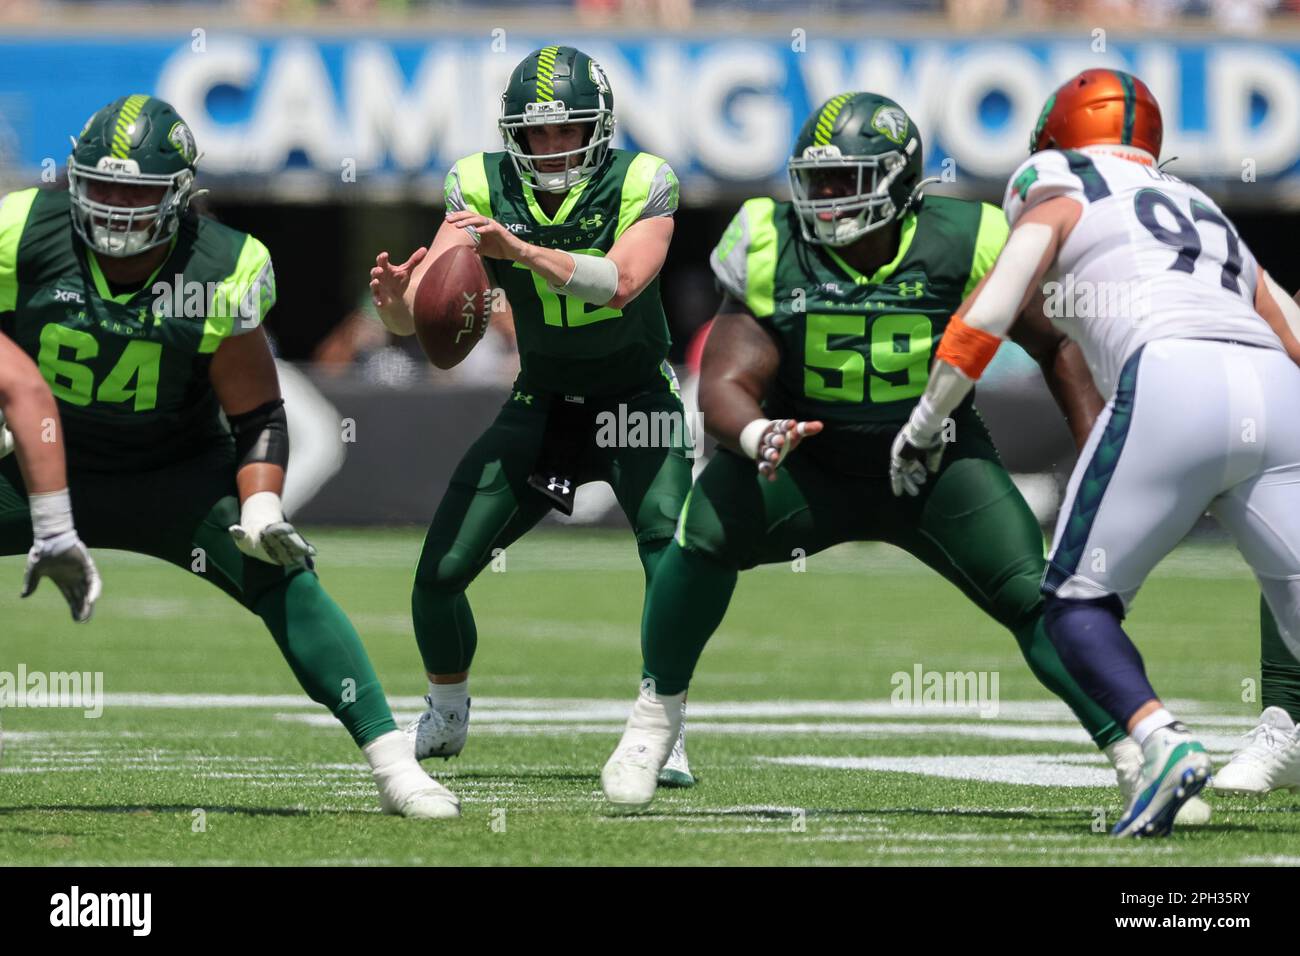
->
xmin=890 ymin=68 xmax=1300 ymax=837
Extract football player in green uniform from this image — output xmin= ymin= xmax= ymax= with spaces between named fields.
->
xmin=0 ymin=95 xmax=459 ymax=819
xmin=601 ymin=92 xmax=1206 ymax=817
xmin=0 ymin=329 xmax=99 ymax=619
xmin=370 ymin=46 xmax=696 ymax=783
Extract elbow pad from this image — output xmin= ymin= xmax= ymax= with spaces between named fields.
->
xmin=228 ymin=398 xmax=290 ymax=471
xmin=553 ymin=252 xmax=620 ymax=305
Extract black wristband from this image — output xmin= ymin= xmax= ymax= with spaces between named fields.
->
xmin=227 ymin=398 xmax=289 ymax=471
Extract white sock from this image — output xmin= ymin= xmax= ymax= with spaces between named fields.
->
xmin=428 ymin=679 xmax=469 ymax=711
xmin=362 ymin=729 xmax=414 ymax=773
xmin=1132 ymin=708 xmax=1178 ymax=747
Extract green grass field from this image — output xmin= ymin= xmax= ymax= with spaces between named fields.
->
xmin=1 ymin=527 xmax=1297 ymax=866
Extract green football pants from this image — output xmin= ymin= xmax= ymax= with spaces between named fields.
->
xmin=0 ymin=444 xmax=396 ymax=747
xmin=647 ymin=409 xmax=1124 ymax=748
xmin=411 ymin=376 xmax=694 ymax=675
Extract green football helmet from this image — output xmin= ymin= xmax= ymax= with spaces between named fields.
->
xmin=788 ymin=92 xmax=925 ymax=247
xmin=499 ymin=45 xmax=615 ymax=193
xmin=67 ymin=94 xmax=200 ymax=257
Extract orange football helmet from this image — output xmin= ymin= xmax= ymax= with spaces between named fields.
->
xmin=1030 ymin=69 xmax=1163 ymax=161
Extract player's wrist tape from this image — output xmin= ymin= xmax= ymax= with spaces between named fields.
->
xmin=29 ymin=488 xmax=75 ymax=539
xmin=553 ymin=252 xmax=619 ymax=305
xmin=228 ymin=399 xmax=290 ymax=471
xmin=239 ymin=490 xmax=284 ymax=531
xmin=739 ymin=418 xmax=773 ymax=460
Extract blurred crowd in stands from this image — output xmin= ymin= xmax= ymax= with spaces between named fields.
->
xmin=0 ymin=0 xmax=1293 ymax=31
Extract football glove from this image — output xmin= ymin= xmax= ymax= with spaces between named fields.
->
xmin=229 ymin=491 xmax=316 ymax=567
xmin=23 ymin=529 xmax=101 ymax=623
xmin=740 ymin=418 xmax=822 ymax=481
xmin=890 ymin=423 xmax=945 ymax=497
xmin=0 ymin=409 xmax=13 ymax=460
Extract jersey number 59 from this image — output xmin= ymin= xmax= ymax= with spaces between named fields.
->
xmin=804 ymin=312 xmax=933 ymax=404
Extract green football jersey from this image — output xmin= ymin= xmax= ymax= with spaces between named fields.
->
xmin=710 ymin=194 xmax=1008 ymax=429
xmin=0 ymin=188 xmax=275 ymax=472
xmin=445 ymin=148 xmax=677 ymax=397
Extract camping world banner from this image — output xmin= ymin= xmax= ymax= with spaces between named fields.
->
xmin=0 ymin=32 xmax=1295 ymax=202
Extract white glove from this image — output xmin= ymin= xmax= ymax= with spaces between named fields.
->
xmin=24 ymin=530 xmax=101 ymax=622
xmin=23 ymin=489 xmax=101 ymax=622
xmin=890 ymin=422 xmax=946 ymax=497
xmin=229 ymin=491 xmax=316 ymax=567
xmin=739 ymin=417 xmax=821 ymax=481
xmin=0 ymin=409 xmax=14 ymax=460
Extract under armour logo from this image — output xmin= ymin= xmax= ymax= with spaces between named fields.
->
xmin=897 ymin=281 xmax=924 ymax=298
xmin=512 ymin=390 xmax=534 ymax=405
xmin=546 ymin=477 xmax=571 ymax=495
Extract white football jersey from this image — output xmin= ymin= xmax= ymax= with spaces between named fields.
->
xmin=1004 ymin=147 xmax=1281 ymax=398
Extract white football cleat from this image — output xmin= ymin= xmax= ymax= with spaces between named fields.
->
xmin=1112 ymin=725 xmax=1212 ymax=838
xmin=405 ymin=695 xmax=471 ymax=761
xmin=602 ymin=679 xmax=684 ymax=812
xmin=657 ymin=700 xmax=695 ymax=789
xmin=1106 ymin=736 xmax=1211 ymax=826
xmin=364 ymin=729 xmax=461 ymax=820
xmin=1212 ymin=706 xmax=1300 ymax=795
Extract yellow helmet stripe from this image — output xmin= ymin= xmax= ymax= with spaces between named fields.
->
xmin=110 ymin=94 xmax=151 ymax=159
xmin=535 ymin=46 xmax=561 ymax=102
xmin=813 ymin=93 xmax=855 ymax=147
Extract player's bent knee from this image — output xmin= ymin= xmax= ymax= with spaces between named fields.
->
xmin=412 ymin=546 xmax=481 ymax=597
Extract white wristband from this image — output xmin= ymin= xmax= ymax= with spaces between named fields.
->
xmin=29 ymin=489 xmax=75 ymax=539
xmin=557 ymin=252 xmax=620 ymax=305
xmin=739 ymin=418 xmax=772 ymax=460
xmin=240 ymin=490 xmax=284 ymax=531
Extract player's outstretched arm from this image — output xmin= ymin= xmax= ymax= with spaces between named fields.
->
xmin=891 ymin=196 xmax=1081 ymax=496
xmin=699 ymin=295 xmax=822 ymax=481
xmin=211 ymin=328 xmax=316 ymax=568
xmin=1009 ymin=288 xmax=1104 ymax=450
xmin=0 ymin=331 xmax=100 ymax=622
xmin=1252 ymin=267 xmax=1300 ymax=366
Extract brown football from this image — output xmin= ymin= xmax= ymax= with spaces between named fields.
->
xmin=412 ymin=245 xmax=495 ymax=369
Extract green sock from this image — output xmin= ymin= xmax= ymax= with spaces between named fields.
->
xmin=255 ymin=571 xmax=397 ymax=747
xmin=1015 ymin=615 xmax=1125 ymax=749
xmin=641 ymin=543 xmax=737 ymax=695
xmin=1260 ymin=594 xmax=1300 ymax=722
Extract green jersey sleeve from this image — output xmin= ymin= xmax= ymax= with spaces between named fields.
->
xmin=963 ymin=201 xmax=1011 ymax=297
xmin=0 ymin=188 xmax=38 ymax=313
xmin=709 ymin=197 xmax=777 ymax=317
xmin=637 ymin=159 xmax=679 ymax=221
xmin=614 ymin=153 xmax=677 ymax=238
xmin=199 ymin=233 xmax=276 ymax=351
xmin=444 ymin=153 xmax=492 ymax=216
